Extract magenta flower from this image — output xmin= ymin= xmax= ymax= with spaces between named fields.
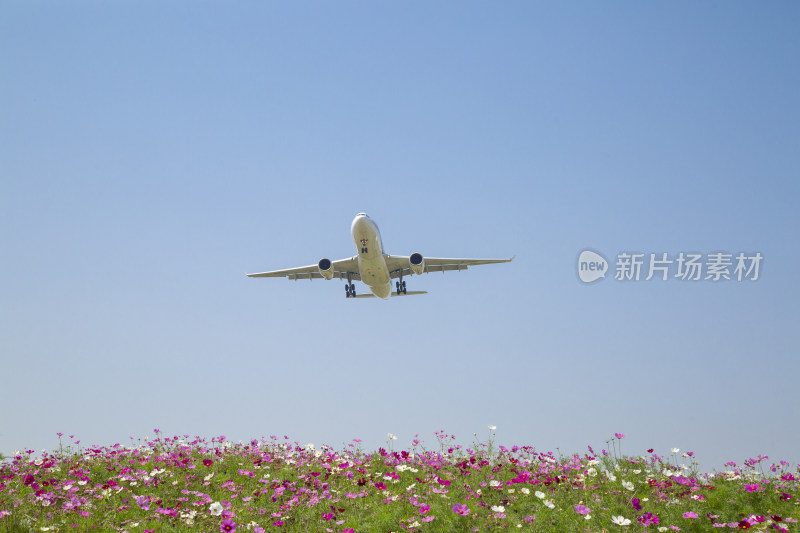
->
xmin=574 ymin=505 xmax=591 ymax=515
xmin=631 ymin=498 xmax=642 ymax=511
xmin=745 ymin=483 xmax=760 ymax=492
xmin=452 ymin=503 xmax=470 ymax=516
xmin=639 ymin=512 xmax=660 ymax=526
xmin=220 ymin=519 xmax=236 ymax=532
xmin=203 ymin=459 xmax=213 ymax=467
xmin=420 ymin=504 xmax=431 ymax=514
xmin=615 ymin=433 xmax=625 ymax=439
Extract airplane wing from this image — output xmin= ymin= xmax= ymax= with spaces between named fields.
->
xmin=384 ymin=255 xmax=514 ymax=279
xmin=246 ymin=257 xmax=361 ymax=281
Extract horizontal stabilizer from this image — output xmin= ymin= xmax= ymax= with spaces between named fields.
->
xmin=349 ymin=290 xmax=428 ymax=299
xmin=392 ymin=291 xmax=427 ymax=297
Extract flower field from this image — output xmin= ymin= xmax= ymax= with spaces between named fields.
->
xmin=1 ymin=430 xmax=797 ymax=532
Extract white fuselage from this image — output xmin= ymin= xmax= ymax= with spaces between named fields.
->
xmin=350 ymin=213 xmax=392 ymax=299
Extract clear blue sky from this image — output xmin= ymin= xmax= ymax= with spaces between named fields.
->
xmin=2 ymin=2 xmax=798 ymax=470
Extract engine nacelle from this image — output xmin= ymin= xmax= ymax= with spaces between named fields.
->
xmin=409 ymin=253 xmax=424 ymax=275
xmin=318 ymin=258 xmax=334 ymax=280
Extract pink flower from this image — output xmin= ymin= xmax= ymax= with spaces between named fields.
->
xmin=574 ymin=505 xmax=591 ymax=515
xmin=683 ymin=511 xmax=698 ymax=519
xmin=639 ymin=512 xmax=660 ymax=526
xmin=452 ymin=503 xmax=470 ymax=516
xmin=745 ymin=484 xmax=760 ymax=492
xmin=615 ymin=433 xmax=625 ymax=439
xmin=419 ymin=505 xmax=431 ymax=514
xmin=220 ymin=520 xmax=236 ymax=533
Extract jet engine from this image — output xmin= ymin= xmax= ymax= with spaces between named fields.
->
xmin=318 ymin=258 xmax=334 ymax=280
xmin=409 ymin=253 xmax=424 ymax=275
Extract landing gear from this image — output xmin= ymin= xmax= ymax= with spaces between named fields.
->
xmin=395 ymin=280 xmax=407 ymax=295
xmin=345 ymin=283 xmax=356 ymax=298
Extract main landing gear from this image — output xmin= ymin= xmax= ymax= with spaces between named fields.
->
xmin=345 ymin=283 xmax=356 ymax=298
xmin=395 ymin=279 xmax=407 ymax=295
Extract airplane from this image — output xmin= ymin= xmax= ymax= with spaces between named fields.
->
xmin=246 ymin=213 xmax=514 ymax=299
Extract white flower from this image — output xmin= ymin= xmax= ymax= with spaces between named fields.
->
xmin=305 ymin=443 xmax=315 ymax=451
xmin=409 ymin=521 xmax=420 ymax=528
xmin=587 ymin=467 xmax=597 ymax=477
xmin=611 ymin=515 xmax=632 ymax=526
xmin=658 ymin=528 xmax=668 ymax=532
xmin=406 ymin=483 xmax=416 ymax=492
xmin=209 ymin=501 xmax=224 ymax=516
xmin=520 ymin=488 xmax=530 ymax=495
xmin=488 ymin=425 xmax=496 ymax=431
xmin=535 ymin=490 xmax=546 ymax=499
xmin=671 ymin=448 xmax=680 ymax=454
xmin=489 ymin=480 xmax=501 ymax=487
xmin=396 ymin=465 xmax=409 ymax=472
xmin=491 ymin=505 xmax=506 ymax=513
xmin=388 ymin=433 xmax=397 ymax=440
xmin=204 ymin=472 xmax=214 ymax=481
xmin=586 ymin=515 xmax=592 ymax=520
xmin=622 ymin=480 xmax=634 ymax=491
xmin=606 ymin=472 xmax=617 ymax=482
xmin=543 ymin=500 xmax=555 ymax=509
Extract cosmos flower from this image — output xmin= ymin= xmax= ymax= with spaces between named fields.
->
xmin=639 ymin=512 xmax=659 ymax=526
xmin=209 ymin=502 xmax=224 ymax=516
xmin=574 ymin=505 xmax=590 ymax=515
xmin=612 ymin=515 xmax=632 ymax=526
xmin=491 ymin=505 xmax=506 ymax=513
xmin=488 ymin=425 xmax=496 ymax=431
xmin=452 ymin=503 xmax=470 ymax=516
xmin=622 ymin=480 xmax=634 ymax=491
xmin=220 ymin=519 xmax=236 ymax=532
xmin=615 ymin=433 xmax=625 ymax=439
xmin=534 ymin=491 xmax=546 ymax=499
xmin=683 ymin=511 xmax=698 ymax=519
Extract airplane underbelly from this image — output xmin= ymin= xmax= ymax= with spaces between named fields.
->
xmin=359 ymin=256 xmax=391 ymax=297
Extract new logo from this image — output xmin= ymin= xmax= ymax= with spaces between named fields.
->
xmin=578 ymin=250 xmax=608 ymax=283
